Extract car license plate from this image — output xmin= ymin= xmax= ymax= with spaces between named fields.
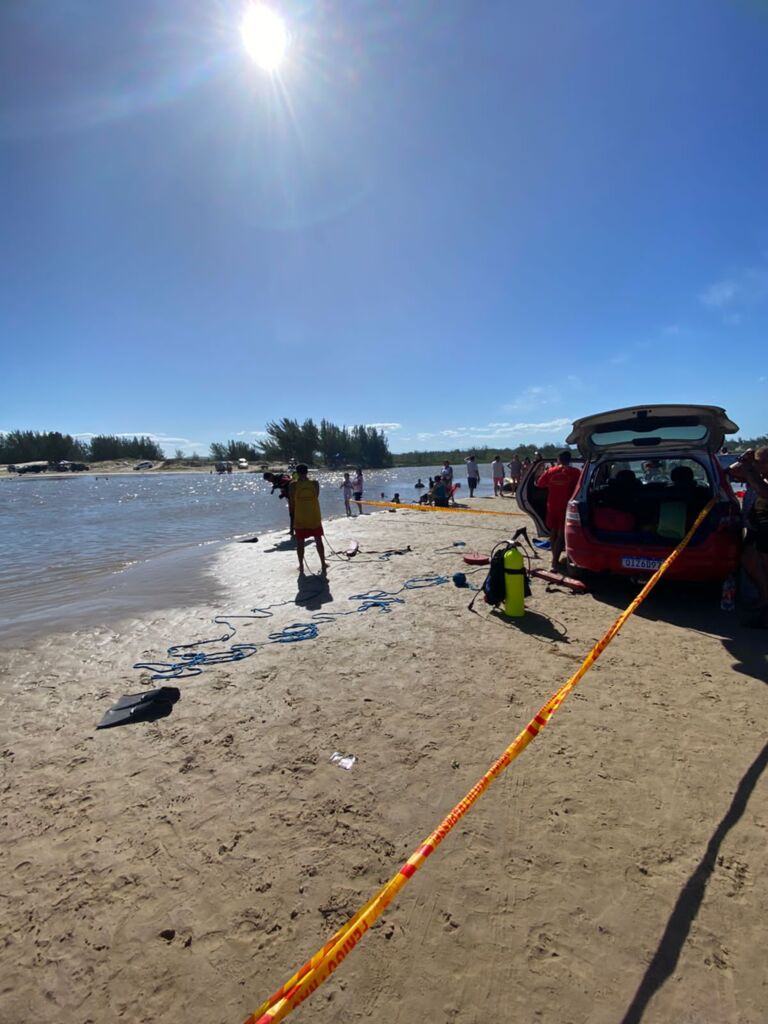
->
xmin=621 ymin=556 xmax=663 ymax=571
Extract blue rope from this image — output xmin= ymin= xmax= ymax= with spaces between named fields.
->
xmin=133 ymin=574 xmax=455 ymax=681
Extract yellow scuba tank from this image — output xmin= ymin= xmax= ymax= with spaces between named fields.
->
xmin=503 ymin=544 xmax=525 ymax=618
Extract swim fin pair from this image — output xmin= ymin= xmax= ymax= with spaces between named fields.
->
xmin=96 ymin=686 xmax=181 ymax=730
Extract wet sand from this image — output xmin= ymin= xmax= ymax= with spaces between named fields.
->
xmin=1 ymin=500 xmax=766 ymax=1024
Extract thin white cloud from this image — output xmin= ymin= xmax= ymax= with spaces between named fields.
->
xmin=411 ymin=419 xmax=571 ymax=444
xmin=366 ymin=422 xmax=402 ymax=432
xmin=502 ymin=385 xmax=559 ymax=414
xmin=700 ymin=266 xmax=768 ymax=309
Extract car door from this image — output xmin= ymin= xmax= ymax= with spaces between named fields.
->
xmin=515 ymin=460 xmax=550 ymax=537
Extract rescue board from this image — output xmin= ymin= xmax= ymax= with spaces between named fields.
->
xmin=463 ymin=552 xmax=490 ymax=566
xmin=530 ymin=569 xmax=587 ymax=592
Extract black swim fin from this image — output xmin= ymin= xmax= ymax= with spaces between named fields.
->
xmin=96 ymin=687 xmax=181 ymax=730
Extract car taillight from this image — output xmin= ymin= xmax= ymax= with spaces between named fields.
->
xmin=566 ymin=500 xmax=582 ymax=524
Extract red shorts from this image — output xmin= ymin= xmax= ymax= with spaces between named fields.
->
xmin=295 ymin=526 xmax=324 ymax=541
xmin=545 ymin=503 xmax=568 ymax=532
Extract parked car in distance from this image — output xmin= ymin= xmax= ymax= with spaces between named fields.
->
xmin=47 ymin=460 xmax=89 ymax=472
xmin=237 ymin=458 xmax=249 ymax=469
xmin=134 ymin=461 xmax=154 ymax=470
xmin=517 ymin=405 xmax=742 ymax=583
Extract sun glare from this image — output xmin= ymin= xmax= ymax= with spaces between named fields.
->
xmin=241 ymin=4 xmax=288 ymax=72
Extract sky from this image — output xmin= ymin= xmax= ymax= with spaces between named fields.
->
xmin=1 ymin=0 xmax=767 ymax=455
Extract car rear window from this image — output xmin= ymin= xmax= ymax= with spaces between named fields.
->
xmin=590 ymin=424 xmax=708 ymax=447
xmin=589 ymin=457 xmax=711 ymax=488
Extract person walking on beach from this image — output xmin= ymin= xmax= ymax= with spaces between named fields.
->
xmin=465 ymin=455 xmax=480 ymax=497
xmin=289 ymin=465 xmax=328 ymax=575
xmin=533 ymin=451 xmax=580 ymax=572
xmin=352 ymin=468 xmax=364 ymax=514
xmin=340 ymin=472 xmax=354 ymax=517
xmin=491 ymin=455 xmax=505 ymax=496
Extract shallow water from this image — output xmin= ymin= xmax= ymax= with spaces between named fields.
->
xmin=0 ymin=465 xmax=502 ymax=639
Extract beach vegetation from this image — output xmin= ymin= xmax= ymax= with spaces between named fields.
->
xmin=0 ymin=431 xmax=164 ymax=464
xmin=257 ymin=417 xmax=393 ymax=468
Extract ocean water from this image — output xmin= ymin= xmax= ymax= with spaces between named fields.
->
xmin=0 ymin=465 xmax=503 ymax=639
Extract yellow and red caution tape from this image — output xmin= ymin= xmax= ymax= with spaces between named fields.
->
xmin=243 ymin=498 xmax=716 ymax=1024
xmin=358 ymin=498 xmax=527 ymax=517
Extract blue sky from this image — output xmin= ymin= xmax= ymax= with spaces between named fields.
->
xmin=1 ymin=0 xmax=767 ymax=455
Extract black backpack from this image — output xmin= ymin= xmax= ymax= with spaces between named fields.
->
xmin=483 ymin=546 xmax=509 ymax=606
xmin=469 ymin=542 xmax=530 ymax=612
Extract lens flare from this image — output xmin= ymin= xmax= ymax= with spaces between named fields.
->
xmin=240 ymin=4 xmax=288 ymax=72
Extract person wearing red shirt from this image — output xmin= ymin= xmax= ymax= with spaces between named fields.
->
xmin=535 ymin=451 xmax=581 ymax=571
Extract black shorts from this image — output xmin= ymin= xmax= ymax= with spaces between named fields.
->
xmin=353 ymin=491 xmax=362 ymax=501
xmin=468 ymin=477 xmax=479 ymax=487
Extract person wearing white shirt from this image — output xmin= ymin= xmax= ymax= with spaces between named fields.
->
xmin=465 ymin=455 xmax=480 ymax=497
xmin=491 ymin=456 xmax=505 ymax=497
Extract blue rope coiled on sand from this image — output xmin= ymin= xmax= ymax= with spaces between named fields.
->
xmin=133 ymin=574 xmax=452 ymax=681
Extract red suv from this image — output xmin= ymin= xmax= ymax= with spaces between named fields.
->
xmin=517 ymin=405 xmax=743 ymax=582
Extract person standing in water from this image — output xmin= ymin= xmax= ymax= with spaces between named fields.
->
xmin=289 ymin=465 xmax=328 ymax=575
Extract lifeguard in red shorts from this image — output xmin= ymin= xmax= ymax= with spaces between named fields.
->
xmin=534 ymin=450 xmax=580 ymax=572
xmin=288 ymin=464 xmax=328 ymax=575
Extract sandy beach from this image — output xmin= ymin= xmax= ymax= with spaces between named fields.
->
xmin=1 ymin=499 xmax=766 ymax=1024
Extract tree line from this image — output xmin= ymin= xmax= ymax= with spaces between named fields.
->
xmin=210 ymin=418 xmax=393 ymax=468
xmin=4 ymin=426 xmax=764 ymax=468
xmin=391 ymin=443 xmax=566 ymax=467
xmin=0 ymin=430 xmax=164 ymax=464
xmin=390 ymin=435 xmax=768 ymax=467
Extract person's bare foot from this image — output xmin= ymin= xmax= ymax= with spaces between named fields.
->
xmin=321 ymin=562 xmax=329 ymax=575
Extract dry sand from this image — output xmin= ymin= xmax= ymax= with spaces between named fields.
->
xmin=1 ymin=501 xmax=766 ymax=1024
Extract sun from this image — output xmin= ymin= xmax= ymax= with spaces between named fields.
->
xmin=241 ymin=3 xmax=288 ymax=72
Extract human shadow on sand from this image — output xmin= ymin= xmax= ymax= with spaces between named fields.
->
xmin=262 ymin=537 xmax=296 ymax=553
xmin=295 ymin=573 xmax=334 ymax=612
xmin=619 ymin=741 xmax=768 ymax=1024
xmin=586 ymin=577 xmax=767 ymax=688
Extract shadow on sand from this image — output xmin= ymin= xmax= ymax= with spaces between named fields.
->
xmin=489 ymin=607 xmax=569 ymax=644
xmin=619 ymin=741 xmax=768 ymax=1024
xmin=586 ymin=576 xmax=767 ymax=688
xmin=262 ymin=537 xmax=296 ymax=553
xmin=295 ymin=573 xmax=334 ymax=612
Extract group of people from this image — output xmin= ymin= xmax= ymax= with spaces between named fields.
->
xmin=463 ymin=454 xmax=534 ymax=497
xmin=339 ymin=469 xmax=365 ymax=517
